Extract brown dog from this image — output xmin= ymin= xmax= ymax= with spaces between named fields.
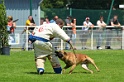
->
xmin=55 ymin=51 xmax=99 ymax=74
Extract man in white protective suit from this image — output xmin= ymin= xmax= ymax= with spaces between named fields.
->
xmin=29 ymin=19 xmax=72 ymax=74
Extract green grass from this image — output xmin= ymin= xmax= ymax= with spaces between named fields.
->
xmin=0 ymin=50 xmax=124 ymax=82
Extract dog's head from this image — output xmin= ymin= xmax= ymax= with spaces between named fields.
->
xmin=55 ymin=50 xmax=67 ymax=59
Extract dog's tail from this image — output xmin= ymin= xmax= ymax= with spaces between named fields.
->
xmin=86 ymin=56 xmax=99 ymax=71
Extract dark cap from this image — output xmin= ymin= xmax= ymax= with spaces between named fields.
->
xmin=67 ymin=15 xmax=72 ymax=19
xmin=85 ymin=17 xmax=90 ymax=20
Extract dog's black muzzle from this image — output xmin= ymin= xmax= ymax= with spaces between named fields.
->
xmin=55 ymin=51 xmax=63 ymax=58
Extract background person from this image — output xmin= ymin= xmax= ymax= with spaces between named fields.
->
xmin=7 ymin=16 xmax=16 ymax=43
xmin=21 ymin=16 xmax=36 ymax=50
xmin=65 ymin=16 xmax=72 ymax=50
xmin=96 ymin=16 xmax=106 ymax=50
xmin=40 ymin=18 xmax=45 ymax=25
xmin=80 ymin=17 xmax=94 ymax=49
xmin=43 ymin=17 xmax=50 ymax=24
xmin=29 ymin=19 xmax=73 ymax=74
xmin=50 ymin=15 xmax=58 ymax=23
xmin=71 ymin=18 xmax=77 ymax=49
xmin=50 ymin=16 xmax=60 ymax=50
xmin=7 ymin=16 xmax=16 ymax=34
xmin=25 ymin=15 xmax=36 ymax=33
xmin=105 ymin=15 xmax=121 ymax=49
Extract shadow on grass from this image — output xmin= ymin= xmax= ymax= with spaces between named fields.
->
xmin=25 ymin=71 xmax=93 ymax=75
xmin=25 ymin=72 xmax=56 ymax=75
xmin=68 ymin=72 xmax=91 ymax=74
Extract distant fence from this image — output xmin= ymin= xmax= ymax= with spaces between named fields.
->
xmin=9 ymin=26 xmax=124 ymax=50
xmin=61 ymin=26 xmax=123 ymax=50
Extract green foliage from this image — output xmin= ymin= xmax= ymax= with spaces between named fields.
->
xmin=0 ymin=0 xmax=8 ymax=47
xmin=0 ymin=50 xmax=124 ymax=82
xmin=41 ymin=0 xmax=124 ymax=9
xmin=41 ymin=0 xmax=124 ymax=20
xmin=42 ymin=8 xmax=69 ymax=20
xmin=41 ymin=0 xmax=67 ymax=9
xmin=69 ymin=0 xmax=110 ymax=9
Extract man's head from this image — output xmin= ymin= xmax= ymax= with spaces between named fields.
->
xmin=45 ymin=17 xmax=49 ymax=23
xmin=40 ymin=18 xmax=45 ymax=25
xmin=85 ymin=17 xmax=90 ymax=22
xmin=56 ymin=18 xmax=64 ymax=28
xmin=99 ymin=16 xmax=104 ymax=21
xmin=54 ymin=16 xmax=58 ymax=20
xmin=28 ymin=16 xmax=33 ymax=21
xmin=7 ymin=16 xmax=13 ymax=21
xmin=67 ymin=16 xmax=72 ymax=20
xmin=113 ymin=15 xmax=118 ymax=20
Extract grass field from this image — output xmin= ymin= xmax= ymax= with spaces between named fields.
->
xmin=0 ymin=50 xmax=124 ymax=82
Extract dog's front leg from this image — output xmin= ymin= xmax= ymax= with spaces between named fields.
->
xmin=62 ymin=69 xmax=65 ymax=74
xmin=62 ymin=65 xmax=71 ymax=74
xmin=69 ymin=64 xmax=76 ymax=74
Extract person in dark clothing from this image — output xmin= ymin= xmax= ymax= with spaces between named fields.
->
xmin=65 ymin=16 xmax=72 ymax=50
xmin=105 ymin=15 xmax=121 ymax=49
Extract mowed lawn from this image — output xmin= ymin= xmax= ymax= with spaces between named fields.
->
xmin=0 ymin=50 xmax=123 ymax=82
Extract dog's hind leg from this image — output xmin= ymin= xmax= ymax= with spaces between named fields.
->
xmin=91 ymin=62 xmax=99 ymax=72
xmin=81 ymin=64 xmax=93 ymax=74
xmin=87 ymin=57 xmax=100 ymax=72
xmin=69 ymin=64 xmax=76 ymax=74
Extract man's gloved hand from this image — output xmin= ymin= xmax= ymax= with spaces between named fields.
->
xmin=66 ymin=39 xmax=71 ymax=44
xmin=66 ymin=39 xmax=73 ymax=48
xmin=66 ymin=39 xmax=76 ymax=50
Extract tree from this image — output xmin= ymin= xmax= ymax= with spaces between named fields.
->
xmin=41 ymin=0 xmax=68 ymax=9
xmin=41 ymin=0 xmax=124 ymax=9
xmin=0 ymin=0 xmax=9 ymax=55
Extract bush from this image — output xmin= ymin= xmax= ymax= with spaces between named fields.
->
xmin=0 ymin=0 xmax=8 ymax=48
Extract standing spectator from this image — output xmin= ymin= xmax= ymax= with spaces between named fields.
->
xmin=105 ymin=15 xmax=121 ymax=49
xmin=7 ymin=16 xmax=16 ymax=34
xmin=26 ymin=16 xmax=36 ymax=32
xmin=65 ymin=16 xmax=72 ymax=50
xmin=7 ymin=16 xmax=16 ymax=43
xmin=50 ymin=15 xmax=58 ymax=23
xmin=25 ymin=16 xmax=36 ymax=26
xmin=40 ymin=18 xmax=45 ymax=25
xmin=65 ymin=16 xmax=72 ymax=26
xmin=71 ymin=18 xmax=77 ymax=49
xmin=43 ymin=17 xmax=50 ymax=24
xmin=81 ymin=17 xmax=94 ymax=49
xmin=96 ymin=16 xmax=106 ymax=50
xmin=50 ymin=16 xmax=60 ymax=50
xmin=21 ymin=15 xmax=36 ymax=50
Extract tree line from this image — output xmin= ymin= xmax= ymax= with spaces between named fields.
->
xmin=41 ymin=0 xmax=124 ymax=9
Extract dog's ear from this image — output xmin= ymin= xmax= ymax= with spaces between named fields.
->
xmin=64 ymin=51 xmax=67 ymax=55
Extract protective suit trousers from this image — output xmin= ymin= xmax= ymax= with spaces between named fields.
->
xmin=33 ymin=40 xmax=62 ymax=74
